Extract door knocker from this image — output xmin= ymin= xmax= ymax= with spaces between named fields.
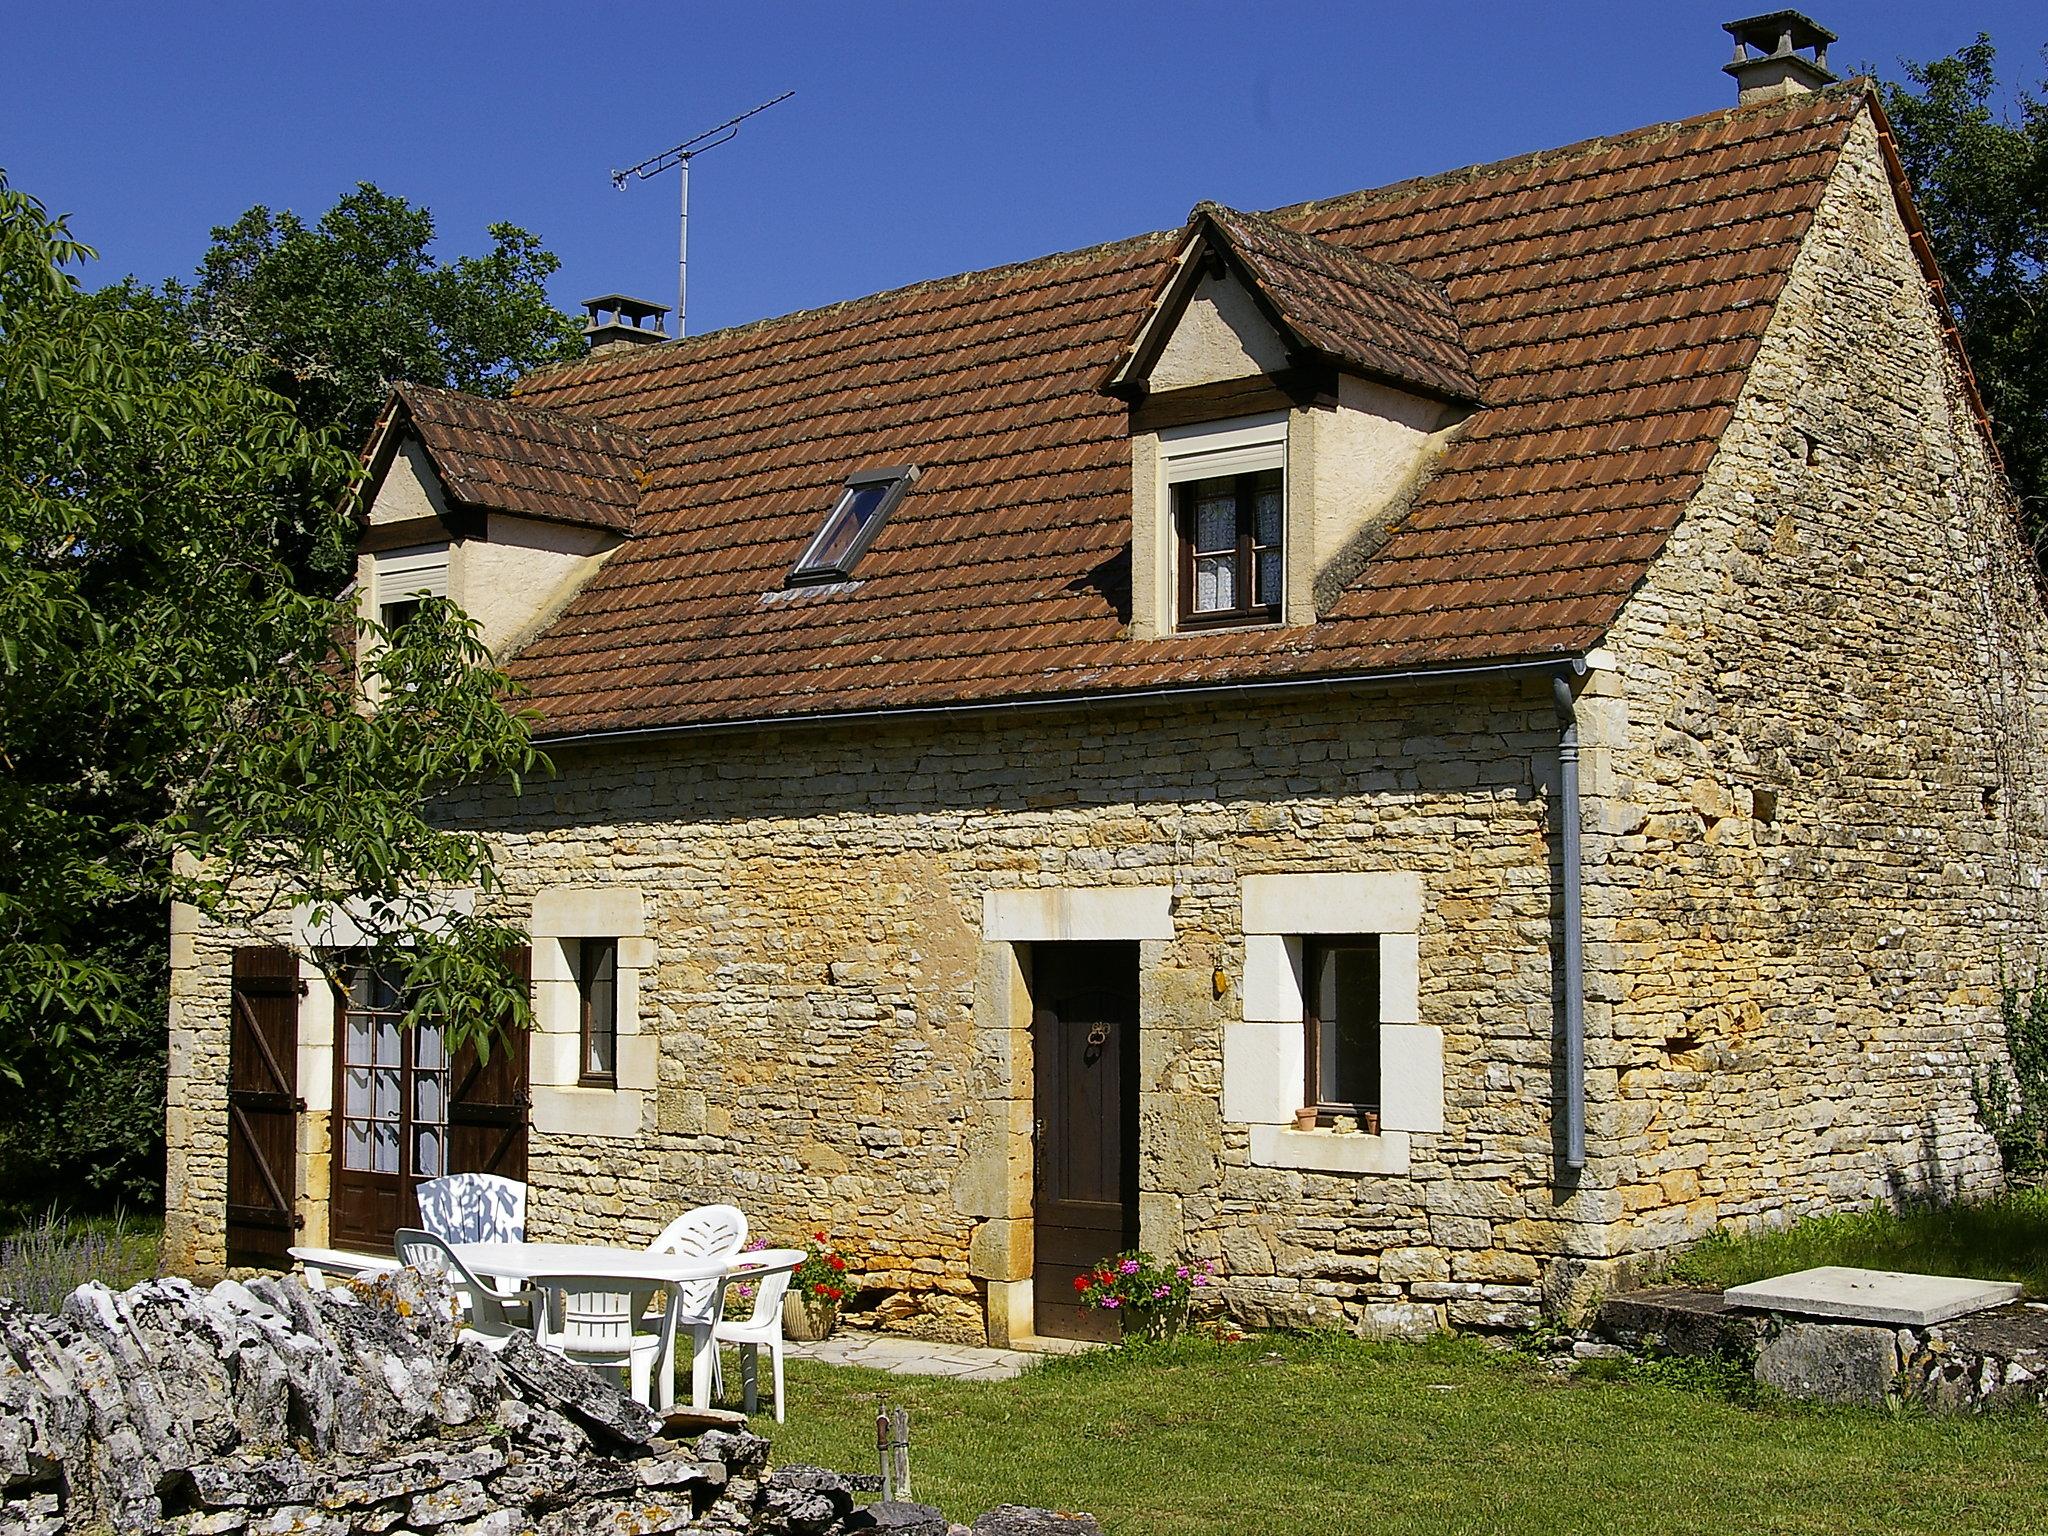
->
xmin=1084 ymin=1022 xmax=1111 ymax=1061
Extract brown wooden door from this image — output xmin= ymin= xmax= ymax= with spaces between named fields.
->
xmin=329 ymin=949 xmax=529 ymax=1251
xmin=1031 ymin=941 xmax=1139 ymax=1341
xmin=226 ymin=947 xmax=301 ymax=1268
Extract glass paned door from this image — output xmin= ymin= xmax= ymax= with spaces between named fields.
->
xmin=331 ymin=962 xmax=451 ymax=1248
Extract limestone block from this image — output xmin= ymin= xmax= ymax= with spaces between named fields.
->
xmin=1378 ymin=931 xmax=1420 ymax=1024
xmin=615 ymin=1034 xmax=658 ymax=1092
xmin=617 ymin=936 xmax=657 ymax=969
xmin=967 ymin=1218 xmax=1031 ymax=1282
xmin=981 ymin=886 xmax=1174 ymax=942
xmin=1380 ymin=1024 xmax=1443 ymax=1134
xmin=1144 ymin=1096 xmax=1221 ymax=1194
xmin=1241 ymin=935 xmax=1304 ymax=1022
xmin=983 ymin=1278 xmax=1033 ymax=1348
xmin=1221 ymin=1022 xmax=1304 ymax=1124
xmin=1242 ymin=872 xmax=1421 ymax=935
xmin=1755 ymin=1321 xmax=1901 ymax=1407
xmin=530 ymin=1085 xmax=646 ymax=1140
xmin=531 ymin=884 xmax=645 ymax=938
xmin=1248 ymin=1126 xmax=1411 ymax=1176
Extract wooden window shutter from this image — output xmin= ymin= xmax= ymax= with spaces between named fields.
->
xmin=226 ymin=946 xmax=302 ymax=1267
xmin=447 ymin=946 xmax=531 ymax=1183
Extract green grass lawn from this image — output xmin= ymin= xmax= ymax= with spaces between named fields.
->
xmin=767 ymin=1332 xmax=2048 ymax=1536
xmin=1665 ymin=1189 xmax=2048 ymax=1296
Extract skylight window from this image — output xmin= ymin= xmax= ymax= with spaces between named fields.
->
xmin=789 ymin=466 xmax=918 ymax=585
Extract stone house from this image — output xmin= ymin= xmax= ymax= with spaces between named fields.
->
xmin=166 ymin=27 xmax=2048 ymax=1343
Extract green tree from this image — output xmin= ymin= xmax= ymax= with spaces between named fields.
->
xmin=1882 ymin=36 xmax=2048 ymax=543
xmin=0 ymin=175 xmax=543 ymax=1215
xmin=169 ymin=182 xmax=583 ymax=469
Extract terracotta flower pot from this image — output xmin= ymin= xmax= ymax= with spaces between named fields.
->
xmin=782 ymin=1289 xmax=839 ymax=1341
xmin=1293 ymin=1107 xmax=1320 ymax=1132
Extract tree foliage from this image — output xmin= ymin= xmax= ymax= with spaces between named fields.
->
xmin=1882 ymin=36 xmax=2048 ymax=543
xmin=0 ymin=174 xmax=546 ymax=1208
xmin=168 ymin=183 xmax=584 ymax=471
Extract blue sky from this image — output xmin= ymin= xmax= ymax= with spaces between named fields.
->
xmin=6 ymin=3 xmax=2040 ymax=338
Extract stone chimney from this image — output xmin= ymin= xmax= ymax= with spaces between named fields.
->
xmin=1724 ymin=11 xmax=1837 ymax=103
xmin=581 ymin=294 xmax=670 ymax=355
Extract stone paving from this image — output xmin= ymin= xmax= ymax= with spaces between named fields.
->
xmin=788 ymin=1332 xmax=1084 ymax=1381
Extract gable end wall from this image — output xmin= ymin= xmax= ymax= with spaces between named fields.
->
xmin=1584 ymin=107 xmax=2048 ymax=1264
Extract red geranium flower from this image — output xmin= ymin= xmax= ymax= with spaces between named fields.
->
xmin=1072 ymin=1274 xmax=1090 ymax=1292
xmin=828 ymin=1254 xmax=847 ymax=1270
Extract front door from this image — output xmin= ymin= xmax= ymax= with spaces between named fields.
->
xmin=1031 ymin=941 xmax=1139 ymax=1341
xmin=329 ymin=953 xmax=530 ymax=1251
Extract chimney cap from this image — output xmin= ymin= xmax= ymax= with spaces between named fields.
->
xmin=581 ymin=294 xmax=671 ymax=354
xmin=1723 ymin=10 xmax=1837 ymax=103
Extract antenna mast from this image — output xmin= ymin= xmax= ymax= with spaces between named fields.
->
xmin=611 ymin=90 xmax=794 ymax=338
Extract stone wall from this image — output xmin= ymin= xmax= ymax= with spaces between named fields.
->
xmin=0 ymin=1267 xmax=1092 ymax=1536
xmin=1581 ymin=108 xmax=2048 ymax=1278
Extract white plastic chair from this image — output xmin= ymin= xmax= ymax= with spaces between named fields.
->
xmin=532 ymin=1273 xmax=678 ymax=1408
xmin=392 ymin=1227 xmax=534 ymax=1348
xmin=711 ymin=1249 xmax=803 ymax=1422
xmin=645 ymin=1204 xmax=748 ymax=1409
xmin=416 ymin=1173 xmax=527 ymax=1244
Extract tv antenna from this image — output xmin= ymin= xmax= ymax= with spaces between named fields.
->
xmin=611 ymin=90 xmax=794 ymax=338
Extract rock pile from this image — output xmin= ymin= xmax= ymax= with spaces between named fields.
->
xmin=0 ymin=1271 xmax=1099 ymax=1536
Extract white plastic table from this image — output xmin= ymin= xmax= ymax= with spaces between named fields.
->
xmin=452 ymin=1242 xmax=734 ymax=1410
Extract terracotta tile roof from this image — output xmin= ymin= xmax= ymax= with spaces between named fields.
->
xmin=393 ymin=382 xmax=646 ymax=535
xmin=485 ymin=87 xmax=1868 ymax=739
xmin=1175 ymin=203 xmax=1480 ymax=402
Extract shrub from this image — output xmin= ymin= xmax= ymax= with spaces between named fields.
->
xmin=793 ymin=1231 xmax=853 ymax=1320
xmin=0 ymin=1208 xmax=160 ymax=1314
xmin=1975 ymin=971 xmax=2048 ymax=1177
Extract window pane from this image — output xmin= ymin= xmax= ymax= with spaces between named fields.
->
xmin=799 ymin=481 xmax=892 ymax=574
xmin=414 ymin=1126 xmax=444 ymax=1178
xmin=415 ymin=1024 xmax=445 ymax=1072
xmin=582 ymin=939 xmax=618 ymax=1080
xmin=413 ymin=1070 xmax=445 ymax=1126
xmin=374 ymin=1015 xmax=402 ymax=1067
xmin=1194 ymin=490 xmax=1237 ymax=554
xmin=344 ymin=1012 xmax=372 ymax=1070
xmin=344 ymin=1066 xmax=372 ymax=1118
xmin=343 ymin=1117 xmax=371 ymax=1172
xmin=1253 ymin=477 xmax=1283 ymax=547
xmin=373 ymin=1121 xmax=400 ymax=1174
xmin=372 ymin=1067 xmax=401 ymax=1123
xmin=1316 ymin=942 xmax=1381 ymax=1111
xmin=1194 ymin=553 xmax=1235 ymax=612
xmin=1257 ymin=548 xmax=1283 ymax=607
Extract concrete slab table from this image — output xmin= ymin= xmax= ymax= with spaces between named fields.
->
xmin=454 ymin=1242 xmax=733 ymax=1410
xmin=1724 ymin=1266 xmax=2022 ymax=1327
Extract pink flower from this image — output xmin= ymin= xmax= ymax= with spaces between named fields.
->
xmin=1175 ymin=1266 xmax=1189 ymax=1279
xmin=1118 ymin=1258 xmax=1141 ymax=1275
xmin=1192 ymin=1275 xmax=1209 ymax=1287
xmin=1101 ymin=1297 xmax=1120 ymax=1308
xmin=1152 ymin=1285 xmax=1170 ymax=1298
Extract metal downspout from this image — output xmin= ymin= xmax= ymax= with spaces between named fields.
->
xmin=1552 ymin=668 xmax=1587 ymax=1172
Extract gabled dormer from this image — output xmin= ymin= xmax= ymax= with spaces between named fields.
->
xmin=353 ymin=383 xmax=647 ymax=663
xmin=1103 ymin=204 xmax=1481 ymax=638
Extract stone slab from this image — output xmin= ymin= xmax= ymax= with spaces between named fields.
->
xmin=1725 ymin=1266 xmax=2022 ymax=1327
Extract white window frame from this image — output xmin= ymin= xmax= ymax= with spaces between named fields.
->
xmin=1155 ymin=413 xmax=1286 ymax=632
xmin=1222 ymin=872 xmax=1439 ymax=1176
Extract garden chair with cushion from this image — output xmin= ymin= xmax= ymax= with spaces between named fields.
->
xmin=710 ymin=1248 xmax=804 ymax=1422
xmin=530 ymin=1273 xmax=679 ymax=1408
xmin=644 ymin=1204 xmax=749 ymax=1408
xmin=392 ymin=1227 xmax=535 ymax=1347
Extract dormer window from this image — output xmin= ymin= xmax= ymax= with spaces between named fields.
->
xmin=789 ymin=466 xmax=918 ymax=585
